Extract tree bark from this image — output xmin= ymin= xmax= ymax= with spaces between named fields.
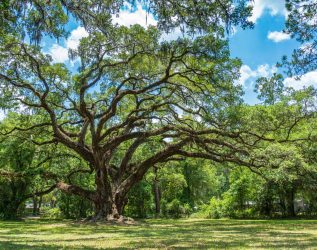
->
xmin=3 ymin=198 xmax=21 ymax=220
xmin=56 ymin=158 xmax=147 ymax=221
xmin=92 ymin=167 xmax=122 ymax=221
xmin=32 ymin=196 xmax=38 ymax=215
xmin=285 ymin=188 xmax=296 ymax=217
xmin=39 ymin=196 xmax=42 ymax=210
xmin=153 ymin=167 xmax=161 ymax=216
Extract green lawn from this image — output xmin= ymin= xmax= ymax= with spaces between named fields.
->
xmin=1 ymin=218 xmax=317 ymax=249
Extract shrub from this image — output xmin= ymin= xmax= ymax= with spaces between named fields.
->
xmin=183 ymin=203 xmax=192 ymax=217
xmin=166 ymin=199 xmax=184 ymax=218
xmin=161 ymin=199 xmax=191 ymax=218
xmin=208 ymin=197 xmax=223 ymax=219
xmin=190 ymin=204 xmax=210 ymax=218
xmin=41 ymin=207 xmax=63 ymax=219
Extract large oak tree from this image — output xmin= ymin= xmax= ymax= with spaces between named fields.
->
xmin=1 ymin=0 xmax=307 ymax=221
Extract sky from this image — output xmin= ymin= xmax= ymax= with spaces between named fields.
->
xmin=1 ymin=0 xmax=317 ymax=121
xmin=43 ymin=0 xmax=317 ymax=106
xmin=229 ymin=0 xmax=301 ymax=104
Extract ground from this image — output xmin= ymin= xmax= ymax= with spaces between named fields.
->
xmin=1 ymin=218 xmax=317 ymax=249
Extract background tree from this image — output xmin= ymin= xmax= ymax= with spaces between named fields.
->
xmin=254 ymin=73 xmax=284 ymax=105
xmin=0 ymin=115 xmax=57 ymax=219
xmin=283 ymin=0 xmax=317 ymax=76
xmin=0 ymin=112 xmax=95 ymax=219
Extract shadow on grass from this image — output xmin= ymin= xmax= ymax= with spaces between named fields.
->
xmin=1 ymin=219 xmax=317 ymax=249
xmin=0 ymin=241 xmax=98 ymax=250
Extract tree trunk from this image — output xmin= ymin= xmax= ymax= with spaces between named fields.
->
xmin=32 ymin=196 xmax=38 ymax=216
xmin=153 ymin=167 xmax=161 ymax=216
xmin=38 ymin=196 xmax=42 ymax=211
xmin=93 ymin=167 xmax=122 ymax=221
xmin=259 ymin=182 xmax=273 ymax=217
xmin=260 ymin=200 xmax=272 ymax=217
xmin=92 ymin=194 xmax=128 ymax=221
xmin=285 ymin=188 xmax=296 ymax=217
xmin=56 ymin=160 xmax=143 ymax=221
xmin=4 ymin=199 xmax=21 ymax=220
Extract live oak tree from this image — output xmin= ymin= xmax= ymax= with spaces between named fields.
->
xmin=1 ymin=0 xmax=306 ymax=221
xmin=283 ymin=0 xmax=317 ymax=76
xmin=0 ymin=115 xmax=55 ymax=219
xmin=254 ymin=73 xmax=284 ymax=105
xmin=0 ymin=137 xmax=59 ymax=219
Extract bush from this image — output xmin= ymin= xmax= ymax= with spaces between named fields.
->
xmin=41 ymin=207 xmax=63 ymax=219
xmin=202 ymin=196 xmax=257 ymax=219
xmin=167 ymin=199 xmax=184 ymax=218
xmin=183 ymin=203 xmax=192 ymax=217
xmin=208 ymin=197 xmax=223 ymax=219
xmin=190 ymin=204 xmax=210 ymax=218
xmin=161 ymin=199 xmax=191 ymax=218
xmin=198 ymin=196 xmax=234 ymax=219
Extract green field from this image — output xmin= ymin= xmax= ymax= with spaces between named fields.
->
xmin=1 ymin=219 xmax=317 ymax=249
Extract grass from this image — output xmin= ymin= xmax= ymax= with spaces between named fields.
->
xmin=1 ymin=218 xmax=317 ymax=249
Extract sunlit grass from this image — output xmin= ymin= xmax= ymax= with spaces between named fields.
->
xmin=1 ymin=218 xmax=317 ymax=249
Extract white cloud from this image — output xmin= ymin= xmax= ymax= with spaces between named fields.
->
xmin=257 ymin=64 xmax=277 ymax=77
xmin=236 ymin=64 xmax=277 ymax=87
xmin=236 ymin=65 xmax=258 ymax=86
xmin=49 ymin=44 xmax=69 ymax=63
xmin=249 ymin=0 xmax=287 ymax=23
xmin=66 ymin=27 xmax=89 ymax=50
xmin=268 ymin=31 xmax=291 ymax=42
xmin=49 ymin=26 xmax=89 ymax=63
xmin=113 ymin=4 xmax=187 ymax=42
xmin=49 ymin=5 xmax=158 ymax=63
xmin=284 ymin=71 xmax=317 ymax=90
xmin=112 ymin=4 xmax=157 ymax=28
xmin=299 ymin=43 xmax=316 ymax=56
xmin=160 ymin=27 xmax=184 ymax=42
xmin=230 ymin=26 xmax=238 ymax=36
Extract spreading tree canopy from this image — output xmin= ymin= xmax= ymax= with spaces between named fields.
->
xmin=0 ymin=0 xmax=311 ymax=221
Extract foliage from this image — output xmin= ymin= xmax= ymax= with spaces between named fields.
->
xmin=160 ymin=199 xmax=191 ymax=218
xmin=254 ymin=73 xmax=284 ymax=105
xmin=0 ymin=127 xmax=44 ymax=219
xmin=58 ymin=193 xmax=93 ymax=219
xmin=1 ymin=0 xmax=317 ymax=222
xmin=283 ymin=0 xmax=317 ymax=76
xmin=124 ymin=180 xmax=153 ymax=218
xmin=41 ymin=207 xmax=63 ymax=220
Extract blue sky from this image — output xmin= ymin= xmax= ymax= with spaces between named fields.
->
xmin=227 ymin=0 xmax=317 ymax=104
xmin=2 ymin=0 xmax=315 ymax=120
xmin=42 ymin=0 xmax=317 ymax=105
xmin=230 ymin=8 xmax=300 ymax=103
